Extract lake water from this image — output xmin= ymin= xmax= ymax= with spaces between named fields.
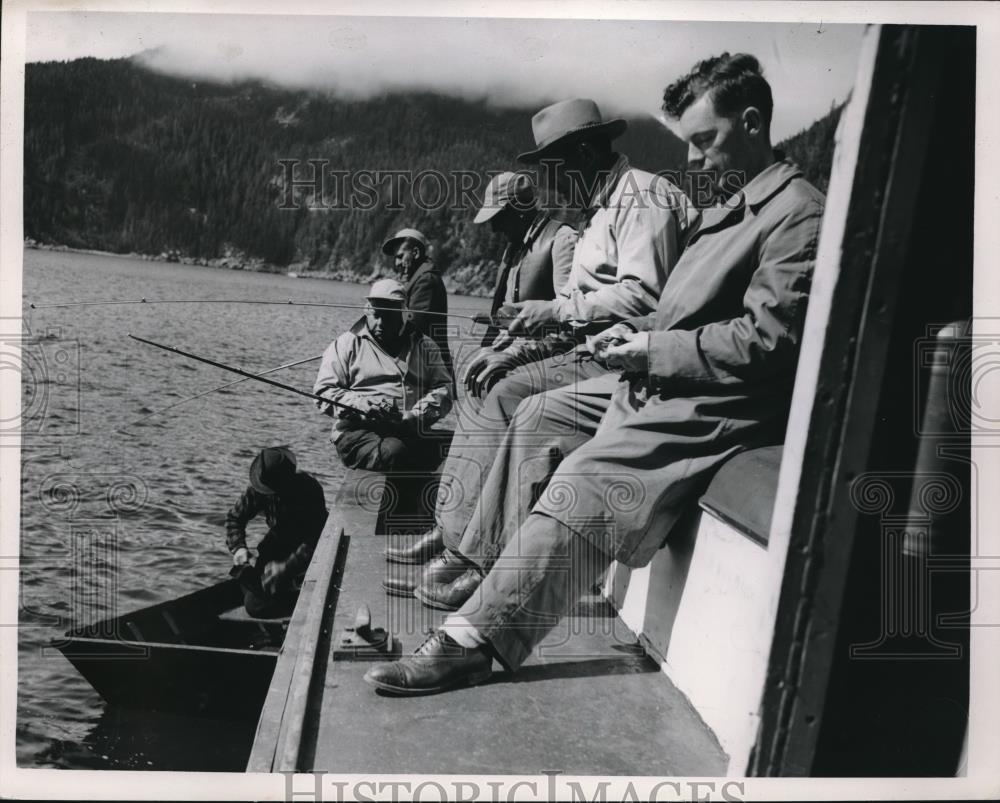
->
xmin=15 ymin=249 xmax=489 ymax=770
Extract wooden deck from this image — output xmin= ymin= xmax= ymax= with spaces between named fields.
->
xmin=248 ymin=468 xmax=727 ymax=776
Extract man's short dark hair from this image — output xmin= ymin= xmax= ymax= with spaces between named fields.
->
xmin=662 ymin=52 xmax=773 ymax=127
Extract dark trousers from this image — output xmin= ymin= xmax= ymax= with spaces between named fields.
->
xmin=335 ymin=425 xmax=452 ymax=473
xmin=237 ymin=527 xmax=302 ymax=618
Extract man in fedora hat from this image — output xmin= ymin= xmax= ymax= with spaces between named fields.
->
xmin=366 ymin=54 xmax=825 ymax=694
xmin=381 ymin=98 xmax=694 ymax=591
xmin=380 ymin=228 xmax=452 ymax=376
xmin=314 ymin=278 xmax=453 ymax=473
xmin=461 ymin=171 xmax=577 ymax=400
xmin=226 ymin=446 xmax=328 ymax=617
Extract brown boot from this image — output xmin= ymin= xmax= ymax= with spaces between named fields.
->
xmin=414 ymin=568 xmax=483 ymax=612
xmin=384 ymin=525 xmax=445 ymax=565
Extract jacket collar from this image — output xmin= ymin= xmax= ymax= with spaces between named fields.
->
xmin=588 ymin=153 xmax=630 ymax=211
xmin=741 ymin=158 xmax=803 ymax=212
xmin=350 ymin=316 xmax=418 ymax=349
xmin=403 ymin=258 xmax=439 ymax=290
xmin=693 ymin=158 xmax=803 ymax=236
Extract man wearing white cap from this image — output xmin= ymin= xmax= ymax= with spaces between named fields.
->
xmin=380 ymin=228 xmax=452 ymax=376
xmin=462 ymin=171 xmax=577 ymax=398
xmin=313 ymin=278 xmax=453 ymax=472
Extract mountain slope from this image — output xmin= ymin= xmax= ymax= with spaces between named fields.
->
xmin=23 ymin=57 xmax=838 ymax=295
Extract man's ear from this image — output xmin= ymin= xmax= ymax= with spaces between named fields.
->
xmin=742 ymin=106 xmax=764 ymax=138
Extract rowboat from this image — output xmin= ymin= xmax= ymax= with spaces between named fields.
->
xmin=53 ymin=578 xmax=289 ymax=719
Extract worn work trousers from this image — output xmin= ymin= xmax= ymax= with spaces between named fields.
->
xmin=453 ymin=372 xmax=623 ymax=569
xmin=437 ymin=349 xmax=609 ymax=551
xmin=453 ymin=512 xmax=612 ymax=670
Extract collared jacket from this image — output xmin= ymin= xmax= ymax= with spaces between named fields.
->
xmin=534 ymin=159 xmax=825 ymax=568
xmin=403 ymin=259 xmax=452 ymax=373
xmin=629 ymin=159 xmax=825 ymax=397
xmin=313 ymin=319 xmax=453 ymax=442
xmin=505 ymin=155 xmax=696 ymax=365
xmin=554 ymin=154 xmax=697 ymax=323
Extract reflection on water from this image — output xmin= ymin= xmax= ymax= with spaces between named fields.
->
xmin=32 ymin=706 xmax=258 ymax=772
xmin=17 ymin=249 xmax=488 ymax=769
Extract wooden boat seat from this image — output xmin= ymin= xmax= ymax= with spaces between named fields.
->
xmin=698 ymin=444 xmax=783 ymax=546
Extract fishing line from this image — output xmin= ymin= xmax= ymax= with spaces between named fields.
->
xmin=117 ymin=353 xmax=324 ymax=434
xmin=29 ymin=298 xmax=487 ymax=318
xmin=127 ymin=334 xmax=381 ymax=420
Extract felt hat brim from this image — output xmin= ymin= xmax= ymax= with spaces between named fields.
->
xmin=516 ymin=118 xmax=628 ymax=164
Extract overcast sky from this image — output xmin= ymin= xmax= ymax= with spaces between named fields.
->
xmin=26 ymin=11 xmax=865 ymax=140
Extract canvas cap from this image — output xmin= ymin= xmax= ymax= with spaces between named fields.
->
xmin=381 ymin=227 xmax=429 ymax=256
xmin=249 ymin=446 xmax=297 ymax=495
xmin=474 ymin=172 xmax=537 ymax=224
xmin=366 ymin=278 xmax=407 ymax=304
xmin=516 ymin=98 xmax=627 ymax=164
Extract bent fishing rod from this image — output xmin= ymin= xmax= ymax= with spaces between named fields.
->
xmin=128 ymin=334 xmax=379 ymax=421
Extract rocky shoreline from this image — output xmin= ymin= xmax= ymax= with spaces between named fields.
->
xmin=24 ymin=239 xmax=496 ymax=299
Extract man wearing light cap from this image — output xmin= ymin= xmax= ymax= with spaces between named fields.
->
xmin=462 ymin=171 xmax=577 ymax=399
xmin=380 ymin=228 xmax=452 ymax=376
xmin=226 ymin=446 xmax=328 ymax=617
xmin=313 ymin=278 xmax=453 ymax=473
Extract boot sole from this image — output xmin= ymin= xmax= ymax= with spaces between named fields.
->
xmin=364 ymin=667 xmax=493 ymax=696
xmin=381 ymin=583 xmax=417 ymax=598
xmin=383 ymin=550 xmax=441 ymax=565
xmin=412 ymin=586 xmax=462 ymax=612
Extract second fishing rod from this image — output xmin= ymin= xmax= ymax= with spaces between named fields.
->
xmin=127 ymin=334 xmax=395 ymax=423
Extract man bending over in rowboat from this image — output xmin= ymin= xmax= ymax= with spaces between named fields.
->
xmin=227 ymin=446 xmax=328 ymax=617
xmin=313 ymin=279 xmax=453 ymax=472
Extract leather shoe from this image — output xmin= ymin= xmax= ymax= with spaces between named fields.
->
xmin=363 ymin=630 xmax=492 ymax=695
xmin=384 ymin=525 xmax=445 ymax=565
xmin=420 ymin=549 xmax=472 ymax=586
xmin=382 ymin=563 xmax=420 ymax=597
xmin=414 ymin=568 xmax=482 ymax=612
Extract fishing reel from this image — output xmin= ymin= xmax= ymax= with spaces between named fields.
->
xmin=365 ymin=398 xmax=403 ymax=424
xmin=336 ymin=397 xmax=401 ymax=425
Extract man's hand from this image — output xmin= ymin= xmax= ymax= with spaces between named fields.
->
xmin=397 ymin=409 xmax=422 ymax=435
xmin=604 ymin=331 xmax=650 ymax=373
xmin=462 ymin=347 xmax=496 ymax=388
xmin=466 ymin=351 xmax=520 ymax=398
xmin=490 ymin=329 xmax=515 ymax=350
xmin=232 ymin=547 xmax=251 ymax=568
xmin=261 ymin=560 xmax=284 ymax=595
xmin=366 ymin=398 xmax=402 ymax=424
xmin=507 ymin=300 xmax=560 ymax=337
xmin=586 ymin=323 xmax=633 ymax=362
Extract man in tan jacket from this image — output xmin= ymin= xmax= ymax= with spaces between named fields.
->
xmin=313 ymin=279 xmax=452 ymax=472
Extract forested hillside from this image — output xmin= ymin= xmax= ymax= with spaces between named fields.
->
xmin=24 ymin=56 xmax=840 ymax=295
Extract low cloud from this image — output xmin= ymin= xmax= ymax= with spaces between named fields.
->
xmin=29 ymin=12 xmax=864 ymax=139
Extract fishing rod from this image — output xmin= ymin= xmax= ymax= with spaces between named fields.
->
xmin=30 ymin=298 xmax=484 ymax=319
xmin=117 ymin=352 xmax=324 ymax=433
xmin=127 ymin=334 xmax=383 ymax=421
